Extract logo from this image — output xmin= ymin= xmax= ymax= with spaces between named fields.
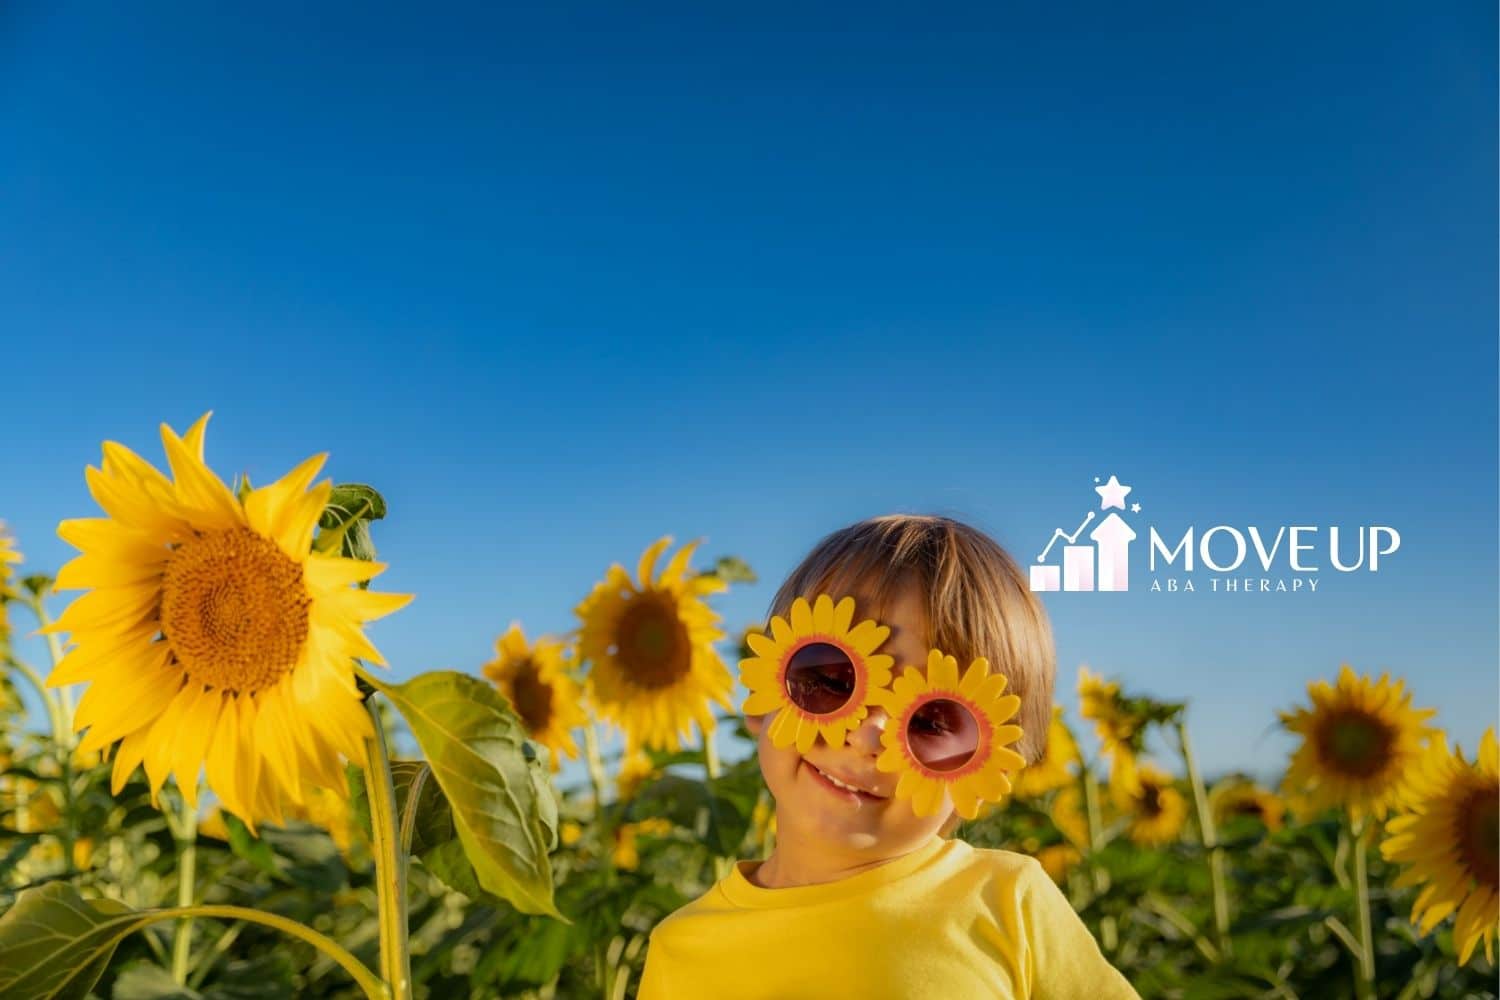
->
xmin=1030 ymin=475 xmax=1138 ymax=592
xmin=1028 ymin=475 xmax=1401 ymax=595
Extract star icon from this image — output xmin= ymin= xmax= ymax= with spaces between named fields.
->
xmin=1095 ymin=475 xmax=1132 ymax=510
xmin=1130 ymin=502 xmax=1142 ymax=513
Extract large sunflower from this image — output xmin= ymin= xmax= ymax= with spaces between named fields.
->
xmin=44 ymin=414 xmax=410 ymax=829
xmin=1111 ymin=755 xmax=1188 ymax=848
xmin=481 ymin=623 xmax=587 ymax=773
xmin=1279 ymin=664 xmax=1437 ymax=823
xmin=1381 ymin=729 xmax=1499 ymax=966
xmin=576 ymin=537 xmax=733 ymax=753
xmin=740 ymin=594 xmax=895 ymax=754
xmin=1012 ymin=706 xmax=1080 ymax=799
xmin=874 ymin=651 xmax=1026 ymax=820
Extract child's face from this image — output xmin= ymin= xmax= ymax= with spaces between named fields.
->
xmin=745 ymin=585 xmax=955 ymax=857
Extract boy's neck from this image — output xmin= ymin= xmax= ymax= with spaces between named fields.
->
xmin=745 ymin=836 xmax=938 ymax=889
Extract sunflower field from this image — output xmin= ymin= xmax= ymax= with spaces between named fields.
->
xmin=0 ymin=417 xmax=1495 ymax=1000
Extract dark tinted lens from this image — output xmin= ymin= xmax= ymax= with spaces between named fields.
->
xmin=907 ymin=698 xmax=980 ymax=771
xmin=784 ymin=642 xmax=857 ymax=715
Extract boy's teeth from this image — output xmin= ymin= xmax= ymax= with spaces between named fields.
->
xmin=816 ymin=765 xmax=865 ymax=794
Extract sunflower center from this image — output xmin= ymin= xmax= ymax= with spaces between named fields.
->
xmin=1316 ymin=709 xmax=1394 ymax=778
xmin=1457 ymin=784 xmax=1500 ymax=889
xmin=160 ymin=526 xmax=311 ymax=693
xmin=509 ymin=660 xmax=555 ymax=733
xmin=1140 ymin=784 xmax=1164 ymax=818
xmin=614 ymin=595 xmax=690 ymax=690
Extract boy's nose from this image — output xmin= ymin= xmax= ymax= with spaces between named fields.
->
xmin=845 ymin=705 xmax=890 ymax=755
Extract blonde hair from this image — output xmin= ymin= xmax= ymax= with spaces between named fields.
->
xmin=767 ymin=514 xmax=1055 ymax=767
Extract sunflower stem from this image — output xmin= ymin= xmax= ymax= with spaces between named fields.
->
xmin=581 ymin=722 xmax=616 ymax=886
xmin=21 ymin=590 xmax=80 ymax=877
xmin=699 ymin=721 xmax=732 ymax=881
xmin=1079 ymin=761 xmax=1115 ymax=923
xmin=362 ymin=697 xmax=411 ymax=1000
xmin=26 ymin=590 xmax=75 ymax=732
xmin=1350 ymin=816 xmax=1376 ymax=999
xmin=1175 ymin=720 xmax=1231 ymax=958
xmin=6 ymin=655 xmax=66 ymax=751
xmin=170 ymin=796 xmax=199 ymax=985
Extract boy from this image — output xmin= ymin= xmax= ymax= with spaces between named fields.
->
xmin=637 ymin=514 xmax=1139 ymax=999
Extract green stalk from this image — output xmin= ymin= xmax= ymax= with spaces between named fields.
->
xmin=700 ymin=721 xmax=731 ymax=880
xmin=1350 ymin=816 xmax=1376 ymax=999
xmin=1176 ymin=720 xmax=1230 ymax=957
xmin=581 ymin=722 xmax=617 ymax=999
xmin=362 ymin=698 xmax=411 ymax=1000
xmin=24 ymin=592 xmax=79 ymax=874
xmin=6 ymin=656 xmax=66 ymax=749
xmin=170 ymin=798 xmax=199 ymax=984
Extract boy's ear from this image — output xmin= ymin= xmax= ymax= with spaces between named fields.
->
xmin=745 ymin=713 xmax=766 ymax=737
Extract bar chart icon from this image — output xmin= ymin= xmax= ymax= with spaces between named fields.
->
xmin=1029 ymin=490 xmax=1138 ymax=593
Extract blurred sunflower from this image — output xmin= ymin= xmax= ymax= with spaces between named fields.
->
xmin=482 ymin=623 xmax=586 ymax=773
xmin=1112 ymin=756 xmax=1188 ymax=848
xmin=44 ymin=414 xmax=411 ymax=829
xmin=1012 ymin=707 xmax=1080 ymax=799
xmin=1078 ymin=666 xmax=1145 ymax=762
xmin=0 ymin=521 xmax=21 ymax=601
xmin=1382 ymin=729 xmax=1498 ymax=966
xmin=612 ymin=817 xmax=675 ymax=870
xmin=1051 ymin=784 xmax=1092 ymax=849
xmin=615 ymin=749 xmax=658 ymax=801
xmin=1210 ymin=777 xmax=1286 ymax=833
xmin=741 ymin=594 xmax=895 ymax=754
xmin=875 ymin=651 xmax=1026 ymax=820
xmin=1035 ymin=843 xmax=1082 ymax=884
xmin=0 ymin=523 xmax=20 ymax=659
xmin=1279 ymin=664 xmax=1437 ymax=823
xmin=577 ymin=537 xmax=734 ymax=753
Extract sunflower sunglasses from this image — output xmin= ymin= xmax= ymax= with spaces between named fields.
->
xmin=738 ymin=594 xmax=1027 ymax=819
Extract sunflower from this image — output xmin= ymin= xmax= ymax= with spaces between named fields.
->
xmin=874 ymin=650 xmax=1026 ymax=820
xmin=1279 ymin=664 xmax=1437 ymax=823
xmin=1210 ymin=777 xmax=1286 ymax=833
xmin=44 ymin=414 xmax=410 ymax=830
xmin=615 ymin=748 xmax=658 ymax=801
xmin=1051 ymin=784 xmax=1092 ymax=849
xmin=1078 ymin=666 xmax=1144 ymax=760
xmin=1035 ymin=843 xmax=1082 ymax=884
xmin=612 ymin=817 xmax=675 ymax=871
xmin=1111 ymin=756 xmax=1188 ymax=848
xmin=577 ymin=537 xmax=734 ymax=753
xmin=481 ymin=623 xmax=586 ymax=773
xmin=740 ymin=594 xmax=896 ymax=754
xmin=1012 ymin=707 xmax=1080 ymax=799
xmin=1381 ymin=729 xmax=1499 ymax=966
xmin=0 ymin=522 xmax=20 ymax=658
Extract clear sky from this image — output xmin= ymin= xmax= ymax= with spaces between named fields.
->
xmin=2 ymin=3 xmax=1494 ymax=788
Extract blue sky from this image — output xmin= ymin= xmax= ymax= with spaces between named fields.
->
xmin=1 ymin=3 xmax=1494 ymax=788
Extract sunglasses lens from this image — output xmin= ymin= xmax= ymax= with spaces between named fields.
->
xmin=784 ymin=642 xmax=857 ymax=715
xmin=907 ymin=698 xmax=980 ymax=771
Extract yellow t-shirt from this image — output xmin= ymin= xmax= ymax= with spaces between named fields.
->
xmin=637 ymin=836 xmax=1139 ymax=999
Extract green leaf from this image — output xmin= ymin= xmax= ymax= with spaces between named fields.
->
xmin=701 ymin=555 xmax=756 ymax=584
xmin=112 ymin=962 xmax=201 ymax=999
xmin=366 ymin=670 xmax=566 ymax=921
xmin=0 ymin=882 xmax=161 ymax=1000
xmin=314 ymin=484 xmax=387 ymax=560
